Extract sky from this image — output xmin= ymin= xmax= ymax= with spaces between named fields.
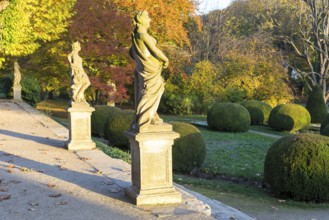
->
xmin=198 ymin=0 xmax=233 ymax=14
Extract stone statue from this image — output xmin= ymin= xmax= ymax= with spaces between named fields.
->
xmin=0 ymin=1 xmax=10 ymax=12
xmin=107 ymin=79 xmax=117 ymax=106
xmin=68 ymin=41 xmax=90 ymax=105
xmin=129 ymin=11 xmax=169 ymax=132
xmin=13 ymin=62 xmax=21 ymax=86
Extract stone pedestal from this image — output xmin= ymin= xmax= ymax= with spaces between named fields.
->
xmin=13 ymin=85 xmax=22 ymax=100
xmin=67 ymin=105 xmax=96 ymax=151
xmin=124 ymin=124 xmax=182 ymax=206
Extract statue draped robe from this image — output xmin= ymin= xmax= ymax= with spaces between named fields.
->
xmin=130 ymin=31 xmax=165 ymax=132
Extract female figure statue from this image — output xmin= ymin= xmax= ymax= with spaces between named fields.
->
xmin=68 ymin=41 xmax=90 ymax=105
xmin=129 ymin=11 xmax=169 ymax=132
xmin=13 ymin=61 xmax=21 ymax=86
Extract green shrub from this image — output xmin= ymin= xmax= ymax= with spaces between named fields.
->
xmin=21 ymin=76 xmax=41 ymax=105
xmin=321 ymin=124 xmax=329 ymax=137
xmin=171 ymin=122 xmax=206 ymax=173
xmin=207 ymin=102 xmax=250 ymax=132
xmin=91 ymin=105 xmax=121 ymax=137
xmin=264 ymin=133 xmax=329 ymax=202
xmin=320 ymin=113 xmax=329 ymax=133
xmin=103 ymin=110 xmax=134 ymax=148
xmin=268 ymin=104 xmax=310 ymax=132
xmin=241 ymin=100 xmax=272 ymax=125
xmin=305 ymin=85 xmax=327 ymax=123
xmin=0 ymin=74 xmax=12 ymax=98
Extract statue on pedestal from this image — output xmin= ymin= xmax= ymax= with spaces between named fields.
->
xmin=13 ymin=62 xmax=21 ymax=86
xmin=129 ymin=11 xmax=169 ymax=132
xmin=68 ymin=41 xmax=90 ymax=106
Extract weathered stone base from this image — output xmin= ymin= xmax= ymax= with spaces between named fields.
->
xmin=13 ymin=85 xmax=22 ymax=101
xmin=67 ymin=140 xmax=96 ymax=151
xmin=125 ymin=185 xmax=182 ymax=206
xmin=124 ymin=125 xmax=182 ymax=206
xmin=67 ymin=106 xmax=95 ymax=151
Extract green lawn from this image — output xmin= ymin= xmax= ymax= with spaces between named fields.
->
xmin=199 ymin=127 xmax=276 ymax=181
xmin=37 ymin=101 xmax=329 ymax=214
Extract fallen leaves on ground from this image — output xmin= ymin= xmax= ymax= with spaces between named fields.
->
xmin=55 ymin=201 xmax=68 ymax=206
xmin=0 ymin=187 xmax=8 ymax=192
xmin=79 ymin=157 xmax=90 ymax=161
xmin=0 ymin=194 xmax=11 ymax=201
xmin=47 ymin=183 xmax=56 ymax=188
xmin=20 ymin=167 xmax=31 ymax=172
xmin=48 ymin=193 xmax=62 ymax=198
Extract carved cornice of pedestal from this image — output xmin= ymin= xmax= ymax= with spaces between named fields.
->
xmin=124 ymin=123 xmax=179 ymax=142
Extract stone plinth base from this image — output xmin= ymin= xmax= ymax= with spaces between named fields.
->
xmin=67 ymin=105 xmax=96 ymax=151
xmin=13 ymin=85 xmax=22 ymax=100
xmin=124 ymin=125 xmax=182 ymax=206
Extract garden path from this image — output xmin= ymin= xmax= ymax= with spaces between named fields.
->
xmin=0 ymin=100 xmax=253 ymax=220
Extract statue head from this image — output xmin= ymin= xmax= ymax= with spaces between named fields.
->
xmin=14 ymin=61 xmax=20 ymax=70
xmin=71 ymin=41 xmax=81 ymax=52
xmin=133 ymin=11 xmax=151 ymax=29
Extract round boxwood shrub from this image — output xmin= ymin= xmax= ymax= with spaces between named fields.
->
xmin=306 ymin=85 xmax=328 ymax=123
xmin=268 ymin=104 xmax=310 ymax=132
xmin=104 ymin=110 xmax=134 ymax=148
xmin=91 ymin=105 xmax=121 ymax=136
xmin=241 ymin=100 xmax=272 ymax=125
xmin=171 ymin=122 xmax=206 ymax=173
xmin=207 ymin=102 xmax=250 ymax=132
xmin=264 ymin=133 xmax=329 ymax=202
xmin=321 ymin=124 xmax=329 ymax=137
xmin=320 ymin=113 xmax=329 ymax=133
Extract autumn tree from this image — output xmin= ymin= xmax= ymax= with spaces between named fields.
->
xmin=114 ymin=0 xmax=199 ymax=47
xmin=0 ymin=0 xmax=76 ymax=58
xmin=257 ymin=0 xmax=329 ymax=102
xmin=68 ymin=0 xmax=133 ymax=104
xmin=0 ymin=0 xmax=76 ymax=100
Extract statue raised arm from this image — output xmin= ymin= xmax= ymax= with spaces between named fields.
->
xmin=129 ymin=11 xmax=169 ymax=132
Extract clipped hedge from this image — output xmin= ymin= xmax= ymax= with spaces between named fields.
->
xmin=171 ymin=122 xmax=206 ymax=173
xmin=91 ymin=105 xmax=121 ymax=137
xmin=321 ymin=125 xmax=329 ymax=137
xmin=207 ymin=102 xmax=250 ymax=132
xmin=241 ymin=100 xmax=272 ymax=125
xmin=320 ymin=113 xmax=329 ymax=134
xmin=104 ymin=110 xmax=134 ymax=148
xmin=268 ymin=104 xmax=310 ymax=132
xmin=21 ymin=76 xmax=41 ymax=105
xmin=306 ymin=85 xmax=327 ymax=123
xmin=264 ymin=133 xmax=329 ymax=202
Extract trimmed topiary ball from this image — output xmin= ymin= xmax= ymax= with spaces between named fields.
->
xmin=320 ymin=113 xmax=329 ymax=133
xmin=104 ymin=110 xmax=134 ymax=148
xmin=268 ymin=104 xmax=310 ymax=132
xmin=264 ymin=133 xmax=329 ymax=202
xmin=207 ymin=102 xmax=250 ymax=132
xmin=171 ymin=122 xmax=206 ymax=173
xmin=91 ymin=105 xmax=121 ymax=136
xmin=241 ymin=100 xmax=272 ymax=125
xmin=306 ymin=85 xmax=327 ymax=123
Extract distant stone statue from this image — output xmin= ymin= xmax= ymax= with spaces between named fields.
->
xmin=107 ymin=79 xmax=117 ymax=106
xmin=68 ymin=41 xmax=90 ymax=105
xmin=13 ymin=62 xmax=21 ymax=86
xmin=0 ymin=1 xmax=10 ymax=12
xmin=129 ymin=11 xmax=169 ymax=132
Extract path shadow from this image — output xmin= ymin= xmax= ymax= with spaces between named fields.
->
xmin=0 ymin=150 xmax=131 ymax=204
xmin=0 ymin=129 xmax=66 ymax=148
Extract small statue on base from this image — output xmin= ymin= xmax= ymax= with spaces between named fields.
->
xmin=13 ymin=62 xmax=21 ymax=87
xmin=68 ymin=41 xmax=90 ymax=106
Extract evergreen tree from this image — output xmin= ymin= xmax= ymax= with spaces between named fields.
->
xmin=306 ymin=85 xmax=328 ymax=123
